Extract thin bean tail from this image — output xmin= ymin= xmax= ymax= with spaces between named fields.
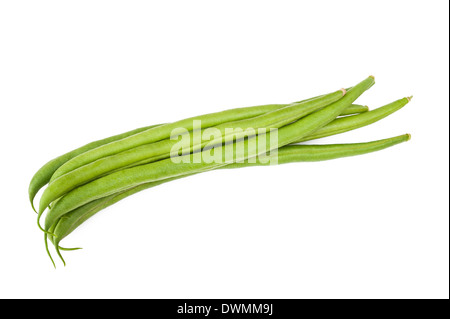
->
xmin=37 ymin=212 xmax=56 ymax=236
xmin=44 ymin=233 xmax=56 ymax=269
xmin=58 ymin=246 xmax=83 ymax=251
xmin=30 ymin=200 xmax=37 ymax=214
xmin=55 ymin=244 xmax=66 ymax=266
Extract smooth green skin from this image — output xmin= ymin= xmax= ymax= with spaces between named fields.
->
xmin=293 ymin=97 xmax=411 ymax=143
xmin=62 ymin=104 xmax=369 ymax=174
xmin=50 ymin=92 xmax=343 ymax=181
xmin=43 ymin=76 xmax=374 ymax=234
xmin=28 ymin=124 xmax=161 ymax=212
xmin=28 ymin=100 xmax=299 ymax=212
xmin=31 ymin=103 xmax=287 ymax=211
xmin=47 ymin=134 xmax=410 ymax=266
xmin=39 ymin=90 xmax=346 ymax=220
xmin=37 ymin=101 xmax=367 ymax=265
xmin=28 ymin=95 xmax=365 ymax=213
xmin=339 ymin=104 xmax=368 ymax=116
xmin=85 ymin=104 xmax=370 ymax=177
xmin=44 ymin=98 xmax=374 ymax=240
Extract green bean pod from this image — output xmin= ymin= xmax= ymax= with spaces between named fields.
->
xmin=79 ymin=104 xmax=369 ymax=171
xmin=29 ymin=102 xmax=366 ymax=216
xmin=30 ymin=102 xmax=298 ymax=211
xmin=42 ymin=76 xmax=374 ymax=234
xmin=339 ymin=104 xmax=368 ymax=116
xmin=293 ymin=97 xmax=412 ymax=143
xmin=28 ymin=102 xmax=293 ymax=212
xmin=28 ymin=124 xmax=161 ymax=212
xmin=50 ymin=90 xmax=344 ymax=181
xmin=47 ymin=133 xmax=410 ymax=266
xmin=29 ymin=95 xmax=366 ymax=214
xmin=38 ymin=89 xmax=346 ymax=225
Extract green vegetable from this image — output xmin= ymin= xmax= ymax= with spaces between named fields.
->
xmin=50 ymin=91 xmax=344 ymax=181
xmin=38 ymin=89 xmax=347 ymax=232
xmin=47 ymin=134 xmax=410 ymax=266
xmin=339 ymin=104 xmax=368 ymax=116
xmin=28 ymin=102 xmax=366 ymax=212
xmin=293 ymin=97 xmax=411 ymax=143
xmin=42 ymin=76 xmax=374 ymax=237
xmin=28 ymin=124 xmax=161 ymax=213
xmin=29 ymin=75 xmax=413 ymax=267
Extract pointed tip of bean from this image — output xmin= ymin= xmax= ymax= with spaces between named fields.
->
xmin=38 ymin=218 xmax=57 ymax=237
xmin=340 ymin=88 xmax=347 ymax=96
xmin=406 ymin=96 xmax=413 ymax=102
xmin=29 ymin=195 xmax=37 ymax=213
xmin=31 ymin=203 xmax=37 ymax=214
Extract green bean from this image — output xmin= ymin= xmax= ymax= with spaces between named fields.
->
xmin=82 ymin=104 xmax=369 ymax=171
xmin=29 ymin=91 xmax=366 ymax=214
xmin=339 ymin=104 xmax=368 ymax=116
xmin=42 ymin=76 xmax=374 ymax=235
xmin=45 ymin=93 xmax=345 ymax=190
xmin=38 ymin=89 xmax=346 ymax=229
xmin=50 ymin=90 xmax=344 ymax=182
xmin=47 ymin=133 xmax=410 ymax=266
xmin=29 ymin=101 xmax=366 ymax=215
xmin=293 ymin=97 xmax=412 ymax=143
xmin=32 ymin=103 xmax=293 ymax=211
xmin=28 ymin=101 xmax=298 ymax=212
xmin=28 ymin=124 xmax=162 ymax=212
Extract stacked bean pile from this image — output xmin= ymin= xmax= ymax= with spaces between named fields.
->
xmin=29 ymin=76 xmax=411 ymax=267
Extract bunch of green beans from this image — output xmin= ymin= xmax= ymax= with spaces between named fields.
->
xmin=29 ymin=76 xmax=412 ymax=267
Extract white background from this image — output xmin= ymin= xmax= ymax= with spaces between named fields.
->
xmin=0 ymin=0 xmax=448 ymax=299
